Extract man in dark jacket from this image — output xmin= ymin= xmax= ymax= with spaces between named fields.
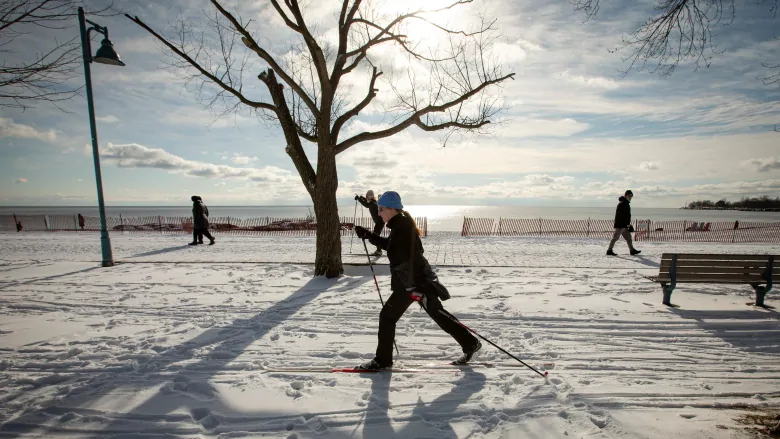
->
xmin=607 ymin=190 xmax=640 ymax=256
xmin=190 ymin=196 xmax=215 ymax=245
xmin=355 ymin=189 xmax=384 ymax=256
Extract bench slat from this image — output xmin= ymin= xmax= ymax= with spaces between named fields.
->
xmin=659 ymin=254 xmax=776 ymax=261
xmin=653 ymin=275 xmax=767 ymax=283
xmin=661 ymin=260 xmax=769 ymax=268
xmin=657 ymin=266 xmax=770 ymax=275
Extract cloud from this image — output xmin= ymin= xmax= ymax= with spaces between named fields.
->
xmin=0 ymin=118 xmax=56 ymax=142
xmin=100 ymin=143 xmax=305 ymax=193
xmin=559 ymin=71 xmax=620 ymax=90
xmin=14 ymin=178 xmax=27 ymax=184
xmin=743 ymin=156 xmax=780 ymax=172
xmin=497 ymin=117 xmax=590 ymax=137
xmin=96 ymin=115 xmax=119 ymax=123
xmin=638 ymin=161 xmax=660 ymax=171
xmin=228 ymin=154 xmax=258 ymax=165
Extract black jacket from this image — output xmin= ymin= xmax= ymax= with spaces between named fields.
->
xmin=367 ymin=213 xmax=436 ymax=293
xmin=193 ymin=201 xmax=210 ymax=229
xmin=613 ymin=196 xmax=631 ymax=228
xmin=358 ymin=196 xmax=382 ymax=225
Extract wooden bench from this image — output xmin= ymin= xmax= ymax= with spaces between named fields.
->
xmin=649 ymin=253 xmax=776 ymax=307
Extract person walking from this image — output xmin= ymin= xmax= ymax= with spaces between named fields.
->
xmin=355 ymin=189 xmax=384 ymax=256
xmin=77 ymin=214 xmax=85 ymax=230
xmin=354 ymin=191 xmax=481 ymax=370
xmin=607 ymin=190 xmax=640 ymax=256
xmin=190 ymin=196 xmax=215 ymax=245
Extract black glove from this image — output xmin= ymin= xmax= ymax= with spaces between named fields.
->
xmin=354 ymin=225 xmax=371 ymax=240
xmin=354 ymin=195 xmax=360 ymax=201
xmin=628 ymin=224 xmax=635 ymax=233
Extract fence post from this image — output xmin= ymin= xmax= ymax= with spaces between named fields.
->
xmin=158 ymin=215 xmax=163 ymax=233
xmin=74 ymin=215 xmax=78 ymax=231
xmin=682 ymin=220 xmax=686 ymax=241
xmin=586 ymin=217 xmax=590 ymax=237
xmin=119 ymin=214 xmax=123 ymax=234
xmin=44 ymin=215 xmax=49 ymax=231
xmin=539 ymin=218 xmax=542 ymax=236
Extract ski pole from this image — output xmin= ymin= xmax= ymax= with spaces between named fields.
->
xmin=413 ymin=297 xmax=546 ymax=378
xmin=349 ymin=199 xmax=358 ymax=253
xmin=362 ymin=238 xmax=399 ymax=356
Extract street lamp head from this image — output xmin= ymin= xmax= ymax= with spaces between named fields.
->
xmin=93 ymin=38 xmax=125 ymax=66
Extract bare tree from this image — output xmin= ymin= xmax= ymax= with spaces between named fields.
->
xmin=126 ymin=0 xmax=514 ymax=277
xmin=0 ymin=0 xmax=114 ymax=110
xmin=760 ymin=36 xmax=780 ymax=90
xmin=571 ymin=0 xmax=778 ymax=78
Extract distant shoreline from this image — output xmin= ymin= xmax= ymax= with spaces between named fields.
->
xmin=681 ymin=207 xmax=780 ymax=212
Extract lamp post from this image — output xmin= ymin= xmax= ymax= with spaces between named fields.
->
xmin=78 ymin=7 xmax=125 ymax=267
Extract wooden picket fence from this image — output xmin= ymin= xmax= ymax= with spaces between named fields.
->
xmin=0 ymin=214 xmax=428 ymax=237
xmin=461 ymin=217 xmax=780 ymax=243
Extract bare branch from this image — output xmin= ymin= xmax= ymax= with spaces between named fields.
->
xmin=125 ymin=13 xmax=275 ymax=112
xmin=608 ymin=0 xmax=733 ymax=78
xmin=274 ymin=1 xmax=331 ymax=102
xmin=761 ymin=61 xmax=780 ymax=86
xmin=0 ymin=0 xmax=118 ymax=110
xmin=332 ymin=66 xmax=381 ymax=140
xmin=257 ymin=68 xmax=316 ymax=196
xmin=570 ymin=0 xmax=600 ymax=22
xmin=208 ymin=0 xmax=320 ymax=117
xmin=572 ymin=0 xmax=779 ymax=80
xmin=335 ymin=72 xmax=514 ymax=154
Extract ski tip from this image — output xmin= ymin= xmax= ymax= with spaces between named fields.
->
xmin=544 ymin=371 xmax=548 ymax=376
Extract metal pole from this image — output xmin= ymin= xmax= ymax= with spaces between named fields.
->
xmin=78 ymin=7 xmax=113 ymax=267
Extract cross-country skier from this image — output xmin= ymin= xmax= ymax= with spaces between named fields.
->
xmin=355 ymin=190 xmax=384 ymax=256
xmin=353 ymin=191 xmax=481 ymax=370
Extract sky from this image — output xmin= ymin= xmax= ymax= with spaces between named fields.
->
xmin=0 ymin=0 xmax=779 ymax=208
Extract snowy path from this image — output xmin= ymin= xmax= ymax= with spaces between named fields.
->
xmin=0 ymin=234 xmax=779 ymax=438
xmin=2 ymin=231 xmax=777 ymax=267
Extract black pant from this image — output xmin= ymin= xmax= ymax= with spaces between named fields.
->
xmin=375 ymin=288 xmax=477 ymax=365
xmin=372 ymin=223 xmax=384 ymax=251
xmin=193 ymin=228 xmax=214 ymax=243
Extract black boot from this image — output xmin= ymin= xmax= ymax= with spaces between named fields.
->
xmin=630 ymin=249 xmax=641 ymax=255
xmin=453 ymin=340 xmax=482 ymax=365
xmin=606 ymin=249 xmax=617 ymax=256
xmin=188 ymin=241 xmax=198 ymax=246
xmin=356 ymin=358 xmax=391 ymax=371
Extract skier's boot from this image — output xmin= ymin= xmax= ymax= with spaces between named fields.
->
xmin=356 ymin=358 xmax=391 ymax=371
xmin=453 ymin=340 xmax=482 ymax=365
xmin=372 ymin=249 xmax=382 ymax=257
xmin=606 ymin=249 xmax=617 ymax=256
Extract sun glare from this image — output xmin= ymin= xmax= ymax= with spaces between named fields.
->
xmin=373 ymin=0 xmax=470 ymax=43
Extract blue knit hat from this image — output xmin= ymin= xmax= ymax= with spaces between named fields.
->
xmin=377 ymin=191 xmax=403 ymax=209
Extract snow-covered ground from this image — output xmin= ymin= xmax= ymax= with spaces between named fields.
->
xmin=1 ymin=232 xmax=779 ymax=438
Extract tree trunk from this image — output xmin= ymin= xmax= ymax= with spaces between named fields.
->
xmin=313 ymin=148 xmax=342 ymax=278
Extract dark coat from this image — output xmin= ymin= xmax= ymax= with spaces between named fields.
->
xmin=613 ymin=196 xmax=631 ymax=228
xmin=367 ymin=213 xmax=436 ymax=293
xmin=192 ymin=201 xmax=210 ymax=229
xmin=358 ymin=196 xmax=382 ymax=225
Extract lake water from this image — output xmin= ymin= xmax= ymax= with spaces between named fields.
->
xmin=3 ymin=205 xmax=779 ymax=232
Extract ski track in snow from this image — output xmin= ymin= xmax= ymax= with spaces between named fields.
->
xmin=0 ymin=232 xmax=778 ymax=438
